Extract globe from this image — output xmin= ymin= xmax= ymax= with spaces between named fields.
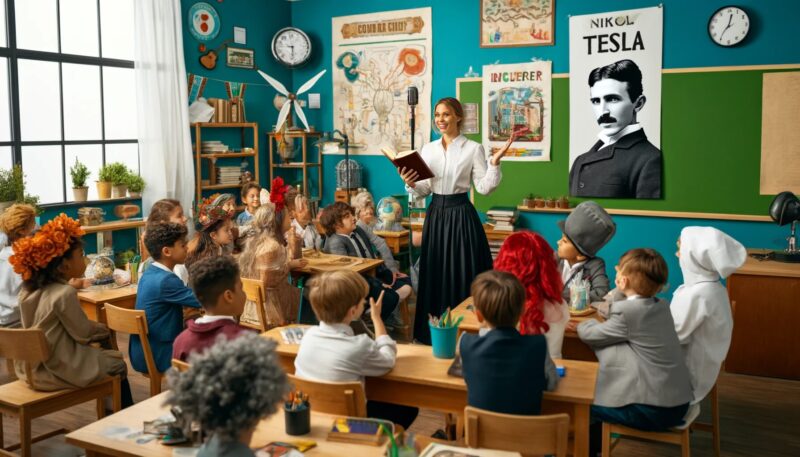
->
xmin=87 ymin=254 xmax=116 ymax=286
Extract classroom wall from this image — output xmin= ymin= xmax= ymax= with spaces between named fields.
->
xmin=287 ymin=0 xmax=798 ymax=296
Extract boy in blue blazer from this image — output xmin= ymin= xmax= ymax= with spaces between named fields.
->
xmin=460 ymin=270 xmax=558 ymax=415
xmin=130 ymin=222 xmax=201 ymax=375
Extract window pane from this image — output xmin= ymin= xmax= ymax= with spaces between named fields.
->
xmin=22 ymin=145 xmax=63 ymax=204
xmin=64 ymin=144 xmax=101 ymax=200
xmin=100 ymin=0 xmax=134 ymax=60
xmin=0 ymin=147 xmax=11 ymax=170
xmin=63 ymin=63 xmax=101 ymax=140
xmin=18 ymin=59 xmax=61 ymax=141
xmin=0 ymin=58 xmax=10 ymax=141
xmin=60 ymin=0 xmax=99 ymax=56
xmin=0 ymin=0 xmax=7 ymax=47
xmin=15 ymin=0 xmax=58 ymax=52
xmin=105 ymin=143 xmax=138 ymax=174
xmin=103 ymin=66 xmax=136 ymax=139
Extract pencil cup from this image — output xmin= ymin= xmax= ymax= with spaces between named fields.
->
xmin=429 ymin=323 xmax=458 ymax=359
xmin=284 ymin=405 xmax=311 ymax=435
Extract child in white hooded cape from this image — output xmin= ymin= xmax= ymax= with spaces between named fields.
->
xmin=672 ymin=226 xmax=746 ymax=404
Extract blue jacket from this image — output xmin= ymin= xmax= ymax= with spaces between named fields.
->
xmin=460 ymin=327 xmax=547 ymax=415
xmin=129 ymin=266 xmax=200 ymax=373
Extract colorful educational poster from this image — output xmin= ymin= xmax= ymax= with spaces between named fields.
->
xmin=480 ymin=0 xmax=554 ymax=47
xmin=332 ymin=7 xmax=432 ymax=154
xmin=568 ymin=6 xmax=663 ymax=199
xmin=482 ymin=61 xmax=552 ymax=161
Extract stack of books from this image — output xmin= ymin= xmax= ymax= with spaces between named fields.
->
xmin=216 ymin=166 xmax=241 ymax=185
xmin=201 ymin=140 xmax=229 ymax=154
xmin=487 ymin=206 xmax=518 ymax=232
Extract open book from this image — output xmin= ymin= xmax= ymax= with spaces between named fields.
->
xmin=381 ymin=147 xmax=435 ymax=182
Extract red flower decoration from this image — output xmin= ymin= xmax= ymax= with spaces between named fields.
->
xmin=269 ymin=177 xmax=291 ymax=213
xmin=398 ymin=48 xmax=425 ymax=76
xmin=9 ymin=214 xmax=84 ymax=280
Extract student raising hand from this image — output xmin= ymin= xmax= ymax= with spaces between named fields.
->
xmin=370 ymin=291 xmax=387 ymax=338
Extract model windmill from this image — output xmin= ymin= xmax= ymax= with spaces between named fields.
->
xmin=258 ymin=69 xmax=326 ymax=132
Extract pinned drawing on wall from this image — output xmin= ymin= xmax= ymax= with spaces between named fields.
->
xmin=568 ymin=6 xmax=663 ymax=199
xmin=188 ymin=2 xmax=221 ymax=42
xmin=332 ymin=7 xmax=433 ymax=154
xmin=480 ymin=0 xmax=554 ymax=47
xmin=482 ymin=61 xmax=552 ymax=161
xmin=226 ymin=47 xmax=254 ymax=69
xmin=462 ymin=103 xmax=479 ymax=135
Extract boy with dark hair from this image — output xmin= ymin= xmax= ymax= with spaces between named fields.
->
xmin=130 ymin=222 xmax=201 ymax=375
xmin=460 ymin=270 xmax=557 ymax=415
xmin=570 ymin=248 xmax=692 ymax=455
xmin=172 ymin=256 xmax=249 ymax=362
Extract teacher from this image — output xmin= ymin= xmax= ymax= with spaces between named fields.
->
xmin=399 ymin=97 xmax=515 ymax=344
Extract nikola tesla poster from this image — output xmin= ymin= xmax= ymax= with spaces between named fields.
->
xmin=568 ymin=6 xmax=663 ymax=199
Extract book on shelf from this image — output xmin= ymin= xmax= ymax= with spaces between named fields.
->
xmin=487 ymin=206 xmax=519 ymax=218
xmin=380 ymin=147 xmax=434 ymax=182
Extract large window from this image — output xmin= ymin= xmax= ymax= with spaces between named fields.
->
xmin=0 ymin=0 xmax=137 ymax=204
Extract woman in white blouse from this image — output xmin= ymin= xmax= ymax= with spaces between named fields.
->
xmin=399 ymin=97 xmax=516 ymax=343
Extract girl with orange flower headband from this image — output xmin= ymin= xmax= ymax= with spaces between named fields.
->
xmin=0 ymin=204 xmax=37 ymax=327
xmin=7 ymin=214 xmax=133 ymax=405
xmin=185 ymin=194 xmax=236 ymax=269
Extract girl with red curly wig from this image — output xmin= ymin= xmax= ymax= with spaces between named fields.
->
xmin=494 ymin=231 xmax=569 ymax=359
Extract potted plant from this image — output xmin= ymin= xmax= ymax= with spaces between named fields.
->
xmin=544 ymin=197 xmax=556 ymax=208
xmin=97 ymin=164 xmax=114 ymax=199
xmin=533 ymin=196 xmax=545 ymax=208
xmin=0 ymin=168 xmax=15 ymax=212
xmin=103 ymin=162 xmax=130 ymax=198
xmin=70 ymin=158 xmax=90 ymax=202
xmin=126 ymin=174 xmax=145 ymax=198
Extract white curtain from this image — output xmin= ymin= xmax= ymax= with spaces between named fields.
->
xmin=134 ymin=0 xmax=194 ymax=218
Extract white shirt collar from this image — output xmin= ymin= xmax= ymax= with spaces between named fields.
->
xmin=598 ymin=123 xmax=642 ymax=147
xmin=152 ymin=261 xmax=175 ymax=274
xmin=626 ymin=294 xmax=643 ymax=300
xmin=437 ymin=134 xmax=467 ymax=149
xmin=319 ymin=321 xmax=355 ymax=336
xmin=194 ymin=315 xmax=236 ymax=324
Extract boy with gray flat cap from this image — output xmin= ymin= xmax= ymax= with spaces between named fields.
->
xmin=556 ymin=201 xmax=616 ymax=303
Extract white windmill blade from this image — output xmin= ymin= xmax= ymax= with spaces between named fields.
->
xmin=257 ymin=70 xmax=289 ymax=96
xmin=296 ymin=69 xmax=327 ymax=95
xmin=294 ymin=102 xmax=310 ymax=131
xmin=274 ymin=99 xmax=292 ymax=132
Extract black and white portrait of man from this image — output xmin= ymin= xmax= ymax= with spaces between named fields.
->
xmin=569 ymin=59 xmax=662 ymax=199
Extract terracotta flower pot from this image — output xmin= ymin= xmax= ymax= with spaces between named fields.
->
xmin=73 ymin=187 xmax=89 ymax=202
xmin=112 ymin=185 xmax=128 ymax=198
xmin=96 ymin=181 xmax=112 ymax=199
xmin=128 ymin=191 xmax=142 ymax=198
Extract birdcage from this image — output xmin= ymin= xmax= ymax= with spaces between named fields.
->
xmin=336 ymin=159 xmax=362 ymax=189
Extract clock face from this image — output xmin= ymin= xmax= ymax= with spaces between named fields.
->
xmin=272 ymin=27 xmax=312 ymax=67
xmin=708 ymin=6 xmax=750 ymax=47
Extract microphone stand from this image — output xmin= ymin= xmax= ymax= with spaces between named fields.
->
xmin=409 ymin=103 xmax=416 ymax=150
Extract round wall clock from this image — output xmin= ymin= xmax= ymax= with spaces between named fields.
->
xmin=271 ymin=27 xmax=312 ymax=68
xmin=708 ymin=6 xmax=750 ymax=47
xmin=188 ymin=2 xmax=221 ymax=42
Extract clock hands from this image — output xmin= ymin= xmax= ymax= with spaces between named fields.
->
xmin=720 ymin=13 xmax=734 ymax=39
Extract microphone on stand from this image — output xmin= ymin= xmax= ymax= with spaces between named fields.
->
xmin=408 ymin=86 xmax=418 ymax=150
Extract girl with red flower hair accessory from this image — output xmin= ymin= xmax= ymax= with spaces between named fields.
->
xmin=7 ymin=213 xmax=133 ymax=405
xmin=494 ymin=230 xmax=569 ymax=359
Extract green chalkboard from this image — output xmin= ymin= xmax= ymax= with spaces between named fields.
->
xmin=458 ymin=69 xmax=789 ymax=216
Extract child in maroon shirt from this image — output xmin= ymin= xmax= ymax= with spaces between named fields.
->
xmin=173 ymin=256 xmax=251 ymax=362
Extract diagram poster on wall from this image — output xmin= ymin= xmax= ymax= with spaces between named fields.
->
xmin=568 ymin=6 xmax=663 ymax=199
xmin=332 ymin=7 xmax=432 ymax=154
xmin=482 ymin=61 xmax=552 ymax=161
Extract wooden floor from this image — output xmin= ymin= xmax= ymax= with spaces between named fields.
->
xmin=1 ymin=331 xmax=798 ymax=456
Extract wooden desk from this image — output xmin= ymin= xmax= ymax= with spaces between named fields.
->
xmin=373 ymin=230 xmax=410 ymax=255
xmin=450 ymin=297 xmax=600 ymax=361
xmin=294 ymin=252 xmax=383 ymax=277
xmin=263 ymin=327 xmax=598 ymax=457
xmin=66 ymin=391 xmax=390 ymax=457
xmin=78 ymin=285 xmax=138 ymax=323
xmin=726 ymin=249 xmax=800 ymax=379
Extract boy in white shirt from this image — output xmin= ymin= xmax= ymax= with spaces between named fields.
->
xmin=295 ymin=270 xmax=417 ymax=429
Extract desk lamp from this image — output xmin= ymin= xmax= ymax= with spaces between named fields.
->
xmin=768 ymin=191 xmax=800 ymax=263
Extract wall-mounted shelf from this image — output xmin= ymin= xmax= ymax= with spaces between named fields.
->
xmin=192 ymin=122 xmax=259 ymax=205
xmin=267 ymin=130 xmax=323 ymax=201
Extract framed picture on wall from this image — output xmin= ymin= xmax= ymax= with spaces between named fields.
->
xmin=226 ymin=47 xmax=254 ymax=69
xmin=480 ymin=0 xmax=554 ymax=47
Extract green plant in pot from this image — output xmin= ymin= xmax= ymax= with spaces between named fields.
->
xmin=99 ymin=162 xmax=129 ymax=199
xmin=70 ymin=158 xmax=90 ymax=202
xmin=126 ymin=174 xmax=145 ymax=198
xmin=0 ymin=168 xmax=16 ymax=212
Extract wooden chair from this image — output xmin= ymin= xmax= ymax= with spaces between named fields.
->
xmin=0 ymin=328 xmax=120 ymax=457
xmin=241 ymin=278 xmax=269 ymax=332
xmin=396 ymin=298 xmax=412 ymax=340
xmin=601 ymin=380 xmax=720 ymax=457
xmin=170 ymin=358 xmax=190 ymax=373
xmin=464 ymin=406 xmax=569 ymax=457
xmin=103 ymin=303 xmax=163 ymax=396
xmin=287 ymin=374 xmax=367 ymax=417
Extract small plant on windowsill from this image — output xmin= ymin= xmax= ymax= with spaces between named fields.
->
xmin=70 ymin=158 xmax=91 ymax=202
xmin=98 ymin=162 xmax=129 ymax=199
xmin=125 ymin=174 xmax=145 ymax=198
xmin=0 ymin=165 xmax=42 ymax=214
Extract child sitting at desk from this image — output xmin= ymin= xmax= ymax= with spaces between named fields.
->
xmin=289 ymin=192 xmax=323 ymax=250
xmin=185 ymin=197 xmax=235 ymax=270
xmin=351 ymin=191 xmax=401 ymax=273
xmin=0 ymin=203 xmax=37 ymax=327
xmin=9 ymin=214 xmax=133 ymax=406
xmin=294 ymin=270 xmax=418 ymax=429
xmin=320 ymin=201 xmax=410 ymax=321
xmin=167 ymin=333 xmax=289 ymax=457
xmin=671 ymin=227 xmax=746 ymax=405
xmin=130 ymin=222 xmax=201 ymax=375
xmin=236 ymin=182 xmax=261 ymax=227
xmin=568 ymin=248 xmax=692 ymax=455
xmin=172 ymin=256 xmax=250 ymax=362
xmin=141 ymin=199 xmax=191 ymax=285
xmin=460 ymin=270 xmax=557 ymax=415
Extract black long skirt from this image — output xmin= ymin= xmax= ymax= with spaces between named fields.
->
xmin=413 ymin=193 xmax=493 ymax=344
